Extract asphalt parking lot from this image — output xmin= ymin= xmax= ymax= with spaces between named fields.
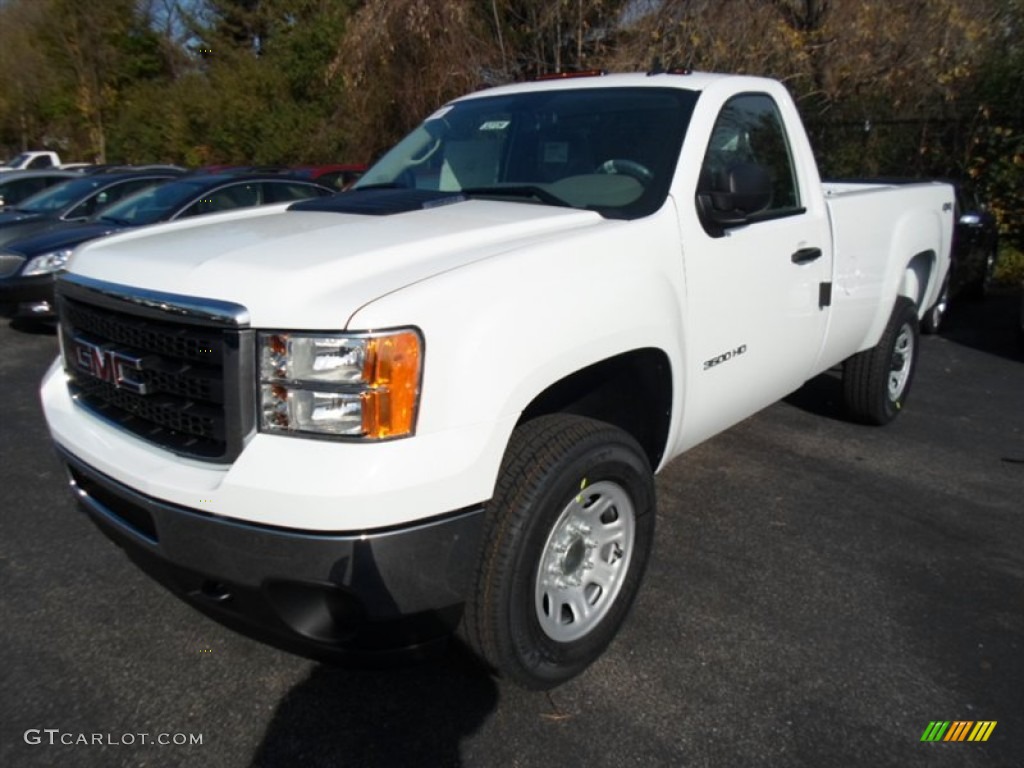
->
xmin=1 ymin=293 xmax=1022 ymax=768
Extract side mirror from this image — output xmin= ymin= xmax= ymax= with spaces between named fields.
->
xmin=697 ymin=162 xmax=772 ymax=230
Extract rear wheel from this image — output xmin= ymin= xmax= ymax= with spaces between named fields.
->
xmin=461 ymin=415 xmax=655 ymax=689
xmin=921 ymin=274 xmax=949 ymax=334
xmin=842 ymin=296 xmax=919 ymax=425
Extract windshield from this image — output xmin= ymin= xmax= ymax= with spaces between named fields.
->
xmin=17 ymin=177 xmax=105 ymax=213
xmin=96 ymin=178 xmax=209 ymax=225
xmin=355 ymin=87 xmax=698 ymax=219
xmin=2 ymin=153 xmax=29 ymax=168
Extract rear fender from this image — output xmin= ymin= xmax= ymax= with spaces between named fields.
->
xmin=862 ymin=206 xmax=947 ymax=348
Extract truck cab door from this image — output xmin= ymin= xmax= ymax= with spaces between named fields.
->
xmin=677 ymin=92 xmax=833 ymax=446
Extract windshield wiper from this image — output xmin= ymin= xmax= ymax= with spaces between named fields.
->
xmin=96 ymin=215 xmax=131 ymax=225
xmin=462 ymin=185 xmax=573 ymax=208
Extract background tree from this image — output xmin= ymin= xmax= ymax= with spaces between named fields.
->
xmin=158 ymin=0 xmax=355 ymax=164
xmin=36 ymin=0 xmax=168 ymax=162
xmin=613 ymin=0 xmax=992 ymax=172
xmin=483 ymin=0 xmax=626 ymax=79
xmin=961 ymin=0 xmax=1024 ymax=252
xmin=331 ymin=0 xmax=496 ymax=160
xmin=0 ymin=0 xmax=1020 ymax=252
xmin=0 ymin=0 xmax=60 ymax=154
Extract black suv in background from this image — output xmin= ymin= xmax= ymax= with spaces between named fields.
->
xmin=921 ymin=185 xmax=1000 ymax=333
xmin=951 ymin=187 xmax=999 ymax=298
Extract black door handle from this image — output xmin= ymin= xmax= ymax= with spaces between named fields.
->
xmin=791 ymin=247 xmax=822 ymax=264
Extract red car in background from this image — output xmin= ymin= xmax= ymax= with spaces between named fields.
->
xmin=290 ymin=164 xmax=368 ymax=191
xmin=197 ymin=164 xmax=368 ymax=192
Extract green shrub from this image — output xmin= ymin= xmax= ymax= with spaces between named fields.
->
xmin=994 ymin=245 xmax=1024 ymax=287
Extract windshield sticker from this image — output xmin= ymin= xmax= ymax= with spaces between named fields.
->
xmin=479 ymin=120 xmax=510 ymax=131
xmin=426 ymin=105 xmax=453 ymax=122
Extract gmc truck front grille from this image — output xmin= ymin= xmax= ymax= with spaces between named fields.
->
xmin=56 ymin=274 xmax=254 ymax=463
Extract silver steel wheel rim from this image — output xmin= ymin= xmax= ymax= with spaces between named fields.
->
xmin=534 ymin=479 xmax=636 ymax=643
xmin=888 ymin=323 xmax=914 ymax=401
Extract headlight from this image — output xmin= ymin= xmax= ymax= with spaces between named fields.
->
xmin=21 ymin=248 xmax=74 ymax=276
xmin=258 ymin=329 xmax=422 ymax=439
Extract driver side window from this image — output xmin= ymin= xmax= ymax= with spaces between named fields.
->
xmin=699 ymin=93 xmax=800 ymax=216
xmin=181 ymin=183 xmax=261 ymax=216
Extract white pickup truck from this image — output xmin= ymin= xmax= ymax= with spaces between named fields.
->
xmin=41 ymin=71 xmax=954 ymax=689
xmin=0 ymin=150 xmax=63 ymax=172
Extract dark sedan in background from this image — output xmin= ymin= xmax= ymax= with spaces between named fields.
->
xmin=0 ymin=170 xmax=83 ymax=210
xmin=0 ymin=170 xmax=183 ymax=247
xmin=0 ymin=173 xmax=332 ymax=320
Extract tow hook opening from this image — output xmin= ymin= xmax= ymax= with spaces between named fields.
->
xmin=263 ymin=579 xmax=365 ymax=644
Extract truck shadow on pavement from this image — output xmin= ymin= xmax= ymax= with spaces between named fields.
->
xmin=250 ymin=644 xmax=498 ymax=767
xmin=785 ymin=289 xmax=1024 ymax=421
xmin=782 ymin=369 xmax=847 ymax=422
xmin=938 ymin=290 xmax=1023 ymax=363
xmin=8 ymin=317 xmax=57 ymax=335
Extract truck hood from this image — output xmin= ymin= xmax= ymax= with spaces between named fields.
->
xmin=68 ymin=198 xmax=604 ymax=328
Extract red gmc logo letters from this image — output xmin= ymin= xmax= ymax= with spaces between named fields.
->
xmin=71 ymin=337 xmax=148 ymax=395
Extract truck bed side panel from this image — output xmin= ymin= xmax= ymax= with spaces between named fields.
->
xmin=817 ymin=182 xmax=953 ymax=371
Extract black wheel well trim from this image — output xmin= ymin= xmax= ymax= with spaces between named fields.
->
xmin=903 ymin=249 xmax=938 ymax=313
xmin=514 ymin=347 xmax=673 ymax=470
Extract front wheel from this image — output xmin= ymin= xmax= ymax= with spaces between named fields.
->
xmin=842 ymin=296 xmax=920 ymax=425
xmin=461 ymin=415 xmax=655 ymax=689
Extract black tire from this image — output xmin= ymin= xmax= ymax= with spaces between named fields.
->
xmin=461 ymin=414 xmax=655 ymax=689
xmin=842 ymin=296 xmax=920 ymax=425
xmin=920 ymin=274 xmax=949 ymax=335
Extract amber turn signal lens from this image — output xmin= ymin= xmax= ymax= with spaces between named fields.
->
xmin=361 ymin=332 xmax=421 ymax=438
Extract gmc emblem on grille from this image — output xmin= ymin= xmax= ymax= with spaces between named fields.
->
xmin=70 ymin=336 xmax=149 ymax=395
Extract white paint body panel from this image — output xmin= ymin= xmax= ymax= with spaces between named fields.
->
xmin=41 ymin=73 xmax=954 ymax=532
xmin=0 ymin=150 xmax=61 ymax=172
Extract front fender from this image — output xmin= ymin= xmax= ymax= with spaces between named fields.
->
xmin=348 ymin=205 xmax=687 ymax=489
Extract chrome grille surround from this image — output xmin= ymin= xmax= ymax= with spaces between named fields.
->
xmin=56 ymin=273 xmax=254 ymax=463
